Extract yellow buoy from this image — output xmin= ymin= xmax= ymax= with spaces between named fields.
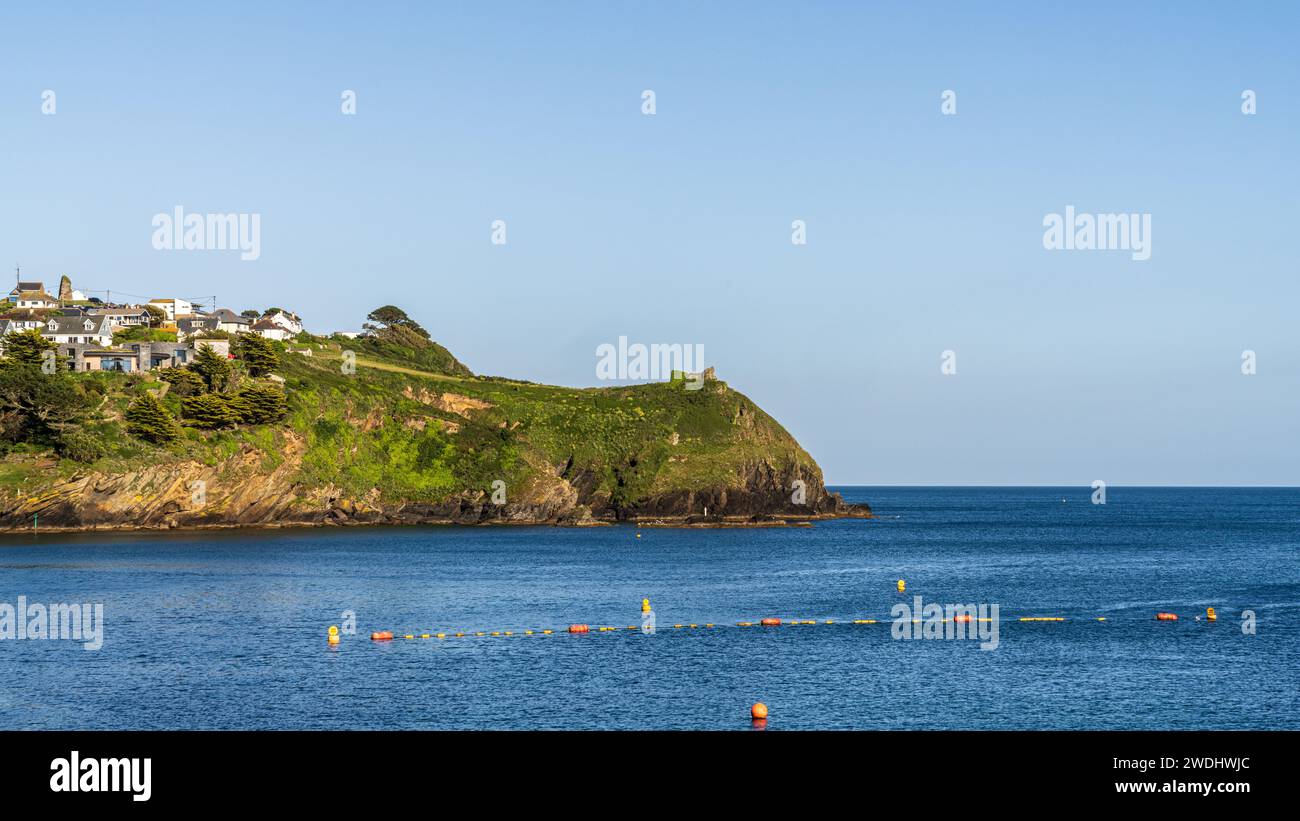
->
xmin=897 ymin=579 xmax=906 ymax=593
xmin=1206 ymin=607 xmax=1217 ymax=622
xmin=327 ymin=625 xmax=340 ymax=645
xmin=641 ymin=598 xmax=651 ymax=613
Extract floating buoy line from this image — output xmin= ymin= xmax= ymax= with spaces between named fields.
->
xmin=344 ymin=605 xmax=1229 ymax=645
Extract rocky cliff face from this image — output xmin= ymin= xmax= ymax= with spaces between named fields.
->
xmin=0 ymin=445 xmax=868 ymax=531
xmin=2 ymin=436 xmax=873 ymax=532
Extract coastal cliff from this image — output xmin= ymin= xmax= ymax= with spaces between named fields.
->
xmin=0 ymin=332 xmax=869 ymax=531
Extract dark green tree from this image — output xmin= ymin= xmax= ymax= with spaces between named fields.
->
xmin=230 ymin=383 xmax=288 ymax=425
xmin=190 ymin=343 xmax=232 ymax=391
xmin=181 ymin=392 xmax=238 ymax=429
xmin=159 ymin=367 xmax=206 ymax=397
xmin=124 ymin=391 xmax=180 ymax=444
xmin=2 ymin=329 xmax=58 ymax=367
xmin=235 ymin=334 xmax=280 ymax=377
xmin=0 ymin=364 xmax=87 ymax=444
xmin=363 ymin=305 xmax=430 ymax=340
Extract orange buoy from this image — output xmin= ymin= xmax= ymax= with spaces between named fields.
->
xmin=1206 ymin=607 xmax=1217 ymax=622
xmin=1155 ymin=612 xmax=1178 ymax=621
xmin=751 ymin=702 xmax=768 ymax=720
xmin=760 ymin=617 xmax=782 ymax=627
xmin=953 ymin=614 xmax=972 ymax=624
xmin=568 ymin=624 xmax=590 ymax=634
xmin=370 ymin=630 xmax=394 ymax=641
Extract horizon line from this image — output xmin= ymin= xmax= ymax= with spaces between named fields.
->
xmin=825 ymin=483 xmax=1300 ymax=489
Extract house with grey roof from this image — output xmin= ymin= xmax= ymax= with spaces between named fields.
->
xmin=40 ymin=314 xmax=114 ymax=346
xmin=7 ymin=280 xmax=45 ymax=300
xmin=177 ymin=314 xmax=221 ymax=340
xmin=211 ymin=308 xmax=252 ymax=334
xmin=83 ymin=306 xmax=151 ymax=327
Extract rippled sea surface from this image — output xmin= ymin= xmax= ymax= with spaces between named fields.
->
xmin=1 ymin=487 xmax=1297 ymax=729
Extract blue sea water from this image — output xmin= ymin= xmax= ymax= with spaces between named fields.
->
xmin=0 ymin=486 xmax=1297 ymax=730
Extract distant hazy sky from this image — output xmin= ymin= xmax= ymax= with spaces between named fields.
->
xmin=2 ymin=2 xmax=1297 ymax=484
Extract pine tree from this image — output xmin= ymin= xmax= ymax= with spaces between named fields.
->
xmin=235 ymin=334 xmax=280 ymax=377
xmin=181 ymin=392 xmax=238 ymax=429
xmin=159 ymin=367 xmax=206 ymax=397
xmin=230 ymin=383 xmax=288 ymax=425
xmin=124 ymin=392 xmax=181 ymax=444
xmin=190 ymin=343 xmax=232 ymax=391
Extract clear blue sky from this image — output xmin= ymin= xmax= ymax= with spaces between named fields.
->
xmin=2 ymin=2 xmax=1297 ymax=484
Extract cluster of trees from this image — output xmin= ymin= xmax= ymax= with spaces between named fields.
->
xmin=0 ymin=330 xmax=100 ymax=460
xmin=354 ymin=305 xmax=471 ymax=377
xmin=125 ymin=335 xmax=287 ymax=443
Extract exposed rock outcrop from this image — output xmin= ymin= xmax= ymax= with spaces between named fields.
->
xmin=0 ymin=447 xmax=869 ymax=531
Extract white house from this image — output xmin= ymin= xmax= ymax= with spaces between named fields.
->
xmin=263 ymin=309 xmax=303 ymax=335
xmin=250 ymin=319 xmax=291 ymax=341
xmin=15 ymin=290 xmax=58 ymax=309
xmin=211 ymin=308 xmax=252 ymax=334
xmin=40 ymin=315 xmax=114 ymax=346
xmin=148 ymin=298 xmax=193 ymax=322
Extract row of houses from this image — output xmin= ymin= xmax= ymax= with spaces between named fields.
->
xmin=1 ymin=275 xmax=306 ymax=372
xmin=175 ymin=308 xmax=303 ymax=341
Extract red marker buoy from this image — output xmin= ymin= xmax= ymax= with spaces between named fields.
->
xmin=751 ymin=702 xmax=768 ymax=720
